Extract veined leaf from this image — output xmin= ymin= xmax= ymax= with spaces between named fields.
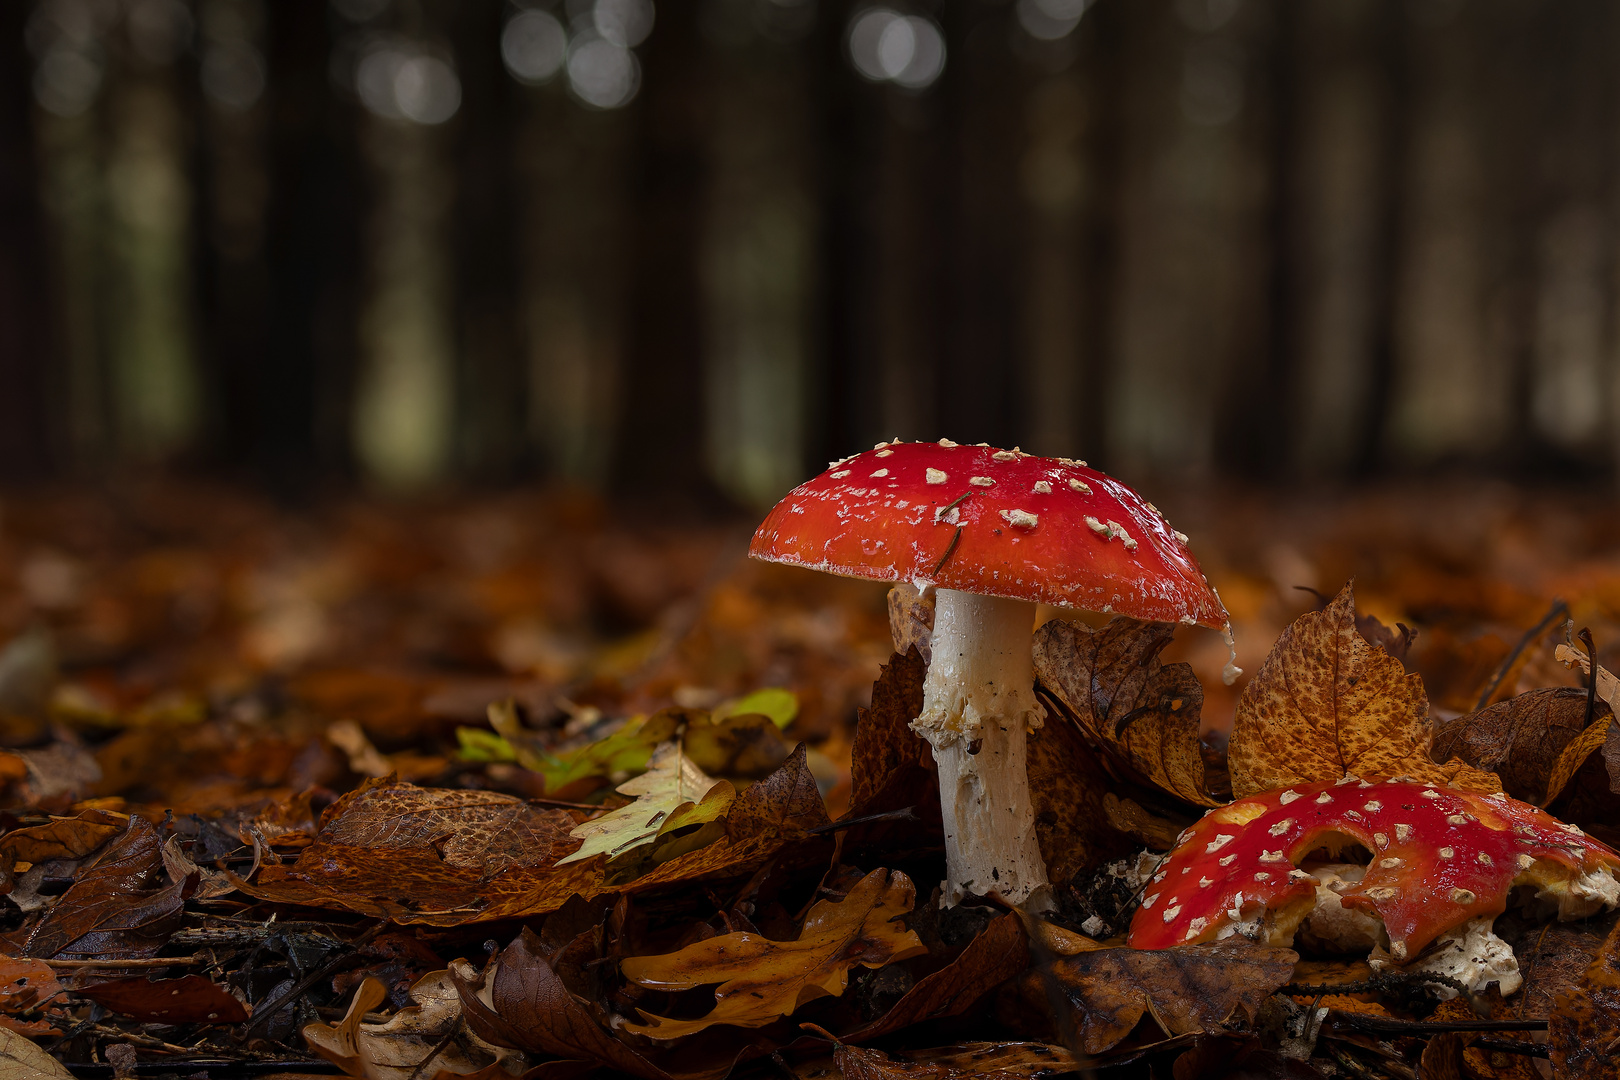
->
xmin=715 ymin=687 xmax=798 ymax=730
xmin=557 ymin=742 xmax=733 ymax=865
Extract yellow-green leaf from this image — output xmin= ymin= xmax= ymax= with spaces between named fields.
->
xmin=557 ymin=742 xmax=733 ymax=865
xmin=716 ymin=688 xmax=798 ymax=730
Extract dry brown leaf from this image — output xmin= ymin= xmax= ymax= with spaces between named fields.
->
xmin=1228 ymin=583 xmax=1500 ymax=797
xmin=847 ymin=649 xmax=932 ymax=819
xmin=834 ymin=1041 xmax=1077 ymax=1080
xmin=79 ymin=974 xmax=247 ymax=1025
xmin=1549 ymin=916 xmax=1620 ymax=1079
xmin=1025 ymin=714 xmax=1135 ymax=883
xmin=0 ymin=960 xmax=66 ymax=1037
xmin=844 ymin=911 xmax=1031 ymax=1040
xmin=886 ymin=584 xmax=934 ymax=666
xmin=304 ymin=972 xmax=519 ymax=1080
xmin=1032 ymin=617 xmax=1215 ymax=808
xmin=620 ymin=868 xmax=928 ymax=1039
xmin=0 ymin=810 xmax=125 ymax=892
xmin=725 ymin=743 xmax=831 ymax=843
xmin=1016 ymin=942 xmax=1297 ymax=1054
xmin=1432 ymin=687 xmax=1605 ymax=805
xmin=0 ymin=1028 xmax=72 ymax=1080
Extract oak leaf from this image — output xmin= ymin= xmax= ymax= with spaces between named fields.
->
xmin=1549 ymin=917 xmax=1620 ymax=1079
xmin=558 ymin=742 xmax=733 ymax=866
xmin=1016 ymin=942 xmax=1297 ymax=1054
xmin=1228 ymin=583 xmax=1499 ymax=797
xmin=620 ymin=868 xmax=928 ymax=1039
xmin=1032 ymin=617 xmax=1215 ymax=808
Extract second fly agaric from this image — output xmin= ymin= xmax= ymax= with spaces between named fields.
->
xmin=750 ymin=439 xmax=1233 ymax=907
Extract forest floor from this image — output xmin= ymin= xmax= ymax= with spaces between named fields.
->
xmin=0 ymin=475 xmax=1616 ymax=1079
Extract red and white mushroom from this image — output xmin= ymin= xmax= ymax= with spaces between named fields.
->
xmin=1128 ymin=778 xmax=1620 ymax=994
xmin=751 ymin=439 xmax=1231 ymax=906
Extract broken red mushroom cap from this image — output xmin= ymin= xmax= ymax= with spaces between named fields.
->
xmin=1128 ymin=778 xmax=1620 ymax=958
xmin=749 ymin=440 xmax=1227 ymax=628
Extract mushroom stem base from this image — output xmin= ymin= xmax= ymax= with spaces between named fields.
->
xmin=911 ymin=588 xmax=1049 ymax=907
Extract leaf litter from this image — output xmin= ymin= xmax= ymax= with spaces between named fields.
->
xmin=1 ymin=482 xmax=1619 ymax=1077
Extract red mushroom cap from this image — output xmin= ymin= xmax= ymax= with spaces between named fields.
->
xmin=1128 ymin=778 xmax=1620 ymax=957
xmin=749 ymin=441 xmax=1227 ymax=627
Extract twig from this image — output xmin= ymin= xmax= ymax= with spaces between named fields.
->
xmin=406 ymin=1024 xmax=460 ymax=1080
xmin=1474 ymin=599 xmax=1568 ymax=711
xmin=239 ymin=921 xmax=386 ymax=1041
xmin=46 ymin=956 xmax=204 ymax=969
xmin=1471 ymin=1037 xmax=1549 ymax=1059
xmin=809 ymin=807 xmax=919 ymax=834
xmin=1580 ymin=627 xmax=1599 ymax=729
xmin=1323 ymin=1010 xmax=1546 ymax=1035
xmin=931 ymin=528 xmax=963 ymax=576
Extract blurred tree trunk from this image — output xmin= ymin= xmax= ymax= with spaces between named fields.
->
xmin=263 ymin=0 xmax=362 ymax=488
xmin=939 ymin=2 xmax=1023 ymax=449
xmin=701 ymin=4 xmax=818 ymax=508
xmin=1106 ymin=0 xmax=1271 ymax=479
xmin=615 ymin=0 xmax=712 ymax=500
xmin=1385 ymin=1 xmax=1501 ymax=463
xmin=194 ymin=0 xmax=272 ymax=476
xmin=451 ymin=1 xmax=526 ymax=481
xmin=0 ymin=1 xmax=53 ymax=481
xmin=1284 ymin=0 xmax=1391 ymax=476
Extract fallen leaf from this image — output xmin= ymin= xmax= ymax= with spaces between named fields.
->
xmin=0 ymin=810 xmax=125 ymax=892
xmin=834 ymin=1041 xmax=1077 ymax=1080
xmin=559 ymin=742 xmax=733 ymax=866
xmin=620 ymin=868 xmax=929 ymax=1039
xmin=1432 ymin=687 xmax=1607 ymax=804
xmin=7 ymin=817 xmax=193 ymax=959
xmin=1549 ymin=916 xmax=1620 ymax=1079
xmin=1024 ymin=714 xmax=1134 ymax=883
xmin=725 ymin=743 xmax=831 ymax=843
xmin=1100 ymin=793 xmax=1184 ymax=852
xmin=450 ymin=930 xmax=673 ymax=1080
xmin=79 ymin=974 xmax=248 ymax=1024
xmin=304 ymin=972 xmax=519 ymax=1080
xmin=886 ymin=584 xmax=934 ymax=666
xmin=844 ymin=911 xmax=1030 ymax=1040
xmin=846 ymin=649 xmax=932 ymax=819
xmin=0 ymin=960 xmax=65 ymax=1036
xmin=0 ymin=1028 xmax=72 ymax=1080
xmin=714 ymin=688 xmax=798 ymax=729
xmin=1228 ymin=583 xmax=1500 ymax=797
xmin=1016 ymin=942 xmax=1297 ymax=1054
xmin=1032 ymin=617 xmax=1216 ymax=808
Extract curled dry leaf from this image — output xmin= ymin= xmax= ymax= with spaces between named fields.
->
xmin=1228 ymin=583 xmax=1500 ymax=797
xmin=1549 ymin=917 xmax=1620 ymax=1080
xmin=6 ymin=817 xmax=194 ymax=960
xmin=558 ymin=742 xmax=733 ymax=866
xmin=620 ymin=868 xmax=928 ymax=1039
xmin=304 ymin=973 xmax=519 ymax=1080
xmin=1016 ymin=942 xmax=1298 ymax=1055
xmin=844 ymin=911 xmax=1031 ymax=1040
xmin=1032 ymin=616 xmax=1215 ymax=808
xmin=0 ymin=810 xmax=124 ymax=893
xmin=0 ymin=959 xmax=65 ymax=1037
xmin=449 ymin=929 xmax=674 ymax=1080
xmin=1432 ymin=687 xmax=1609 ymax=806
xmin=886 ymin=584 xmax=935 ymax=666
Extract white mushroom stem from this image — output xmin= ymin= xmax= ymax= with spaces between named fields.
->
xmin=909 ymin=588 xmax=1049 ymax=907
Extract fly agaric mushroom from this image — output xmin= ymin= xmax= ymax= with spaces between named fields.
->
xmin=750 ymin=439 xmax=1232 ymax=906
xmin=1128 ymin=778 xmax=1620 ymax=995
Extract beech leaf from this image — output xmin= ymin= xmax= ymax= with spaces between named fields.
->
xmin=1228 ymin=582 xmax=1500 ymax=797
xmin=1432 ymin=687 xmax=1608 ymax=805
xmin=558 ymin=741 xmax=733 ymax=865
xmin=619 ymin=867 xmax=928 ymax=1039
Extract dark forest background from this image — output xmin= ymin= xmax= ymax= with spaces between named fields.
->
xmin=1 ymin=0 xmax=1617 ymax=507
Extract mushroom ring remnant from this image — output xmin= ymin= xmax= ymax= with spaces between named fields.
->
xmin=750 ymin=440 xmax=1230 ymax=908
xmin=1127 ymin=778 xmax=1620 ymax=987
